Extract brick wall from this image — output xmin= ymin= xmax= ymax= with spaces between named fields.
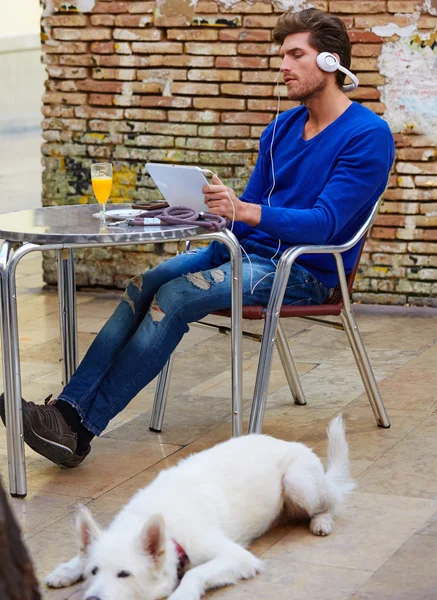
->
xmin=40 ymin=0 xmax=437 ymax=305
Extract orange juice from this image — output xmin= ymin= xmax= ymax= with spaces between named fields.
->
xmin=92 ymin=176 xmax=112 ymax=204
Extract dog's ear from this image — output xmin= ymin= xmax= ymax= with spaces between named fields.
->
xmin=141 ymin=514 xmax=166 ymax=569
xmin=76 ymin=506 xmax=102 ymax=555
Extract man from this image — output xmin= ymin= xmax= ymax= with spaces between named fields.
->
xmin=0 ymin=8 xmax=395 ymax=467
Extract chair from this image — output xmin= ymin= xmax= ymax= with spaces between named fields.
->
xmin=149 ymin=200 xmax=390 ymax=435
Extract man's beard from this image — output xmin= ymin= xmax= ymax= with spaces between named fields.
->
xmin=286 ymin=74 xmax=327 ymax=102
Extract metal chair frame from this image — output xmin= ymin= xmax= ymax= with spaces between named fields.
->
xmin=149 ymin=200 xmax=390 ymax=435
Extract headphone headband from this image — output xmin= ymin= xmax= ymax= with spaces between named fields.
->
xmin=316 ymin=52 xmax=359 ymax=92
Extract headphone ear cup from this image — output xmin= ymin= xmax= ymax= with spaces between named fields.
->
xmin=316 ymin=52 xmax=339 ymax=73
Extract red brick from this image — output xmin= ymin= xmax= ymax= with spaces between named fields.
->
xmin=374 ymin=215 xmax=406 ymax=227
xmin=90 ymin=42 xmax=115 ymax=54
xmin=43 ymin=92 xmax=88 ymax=105
xmin=355 ymin=15 xmax=413 ymax=28
xmin=42 ymin=42 xmax=88 ymax=54
xmin=352 ymin=44 xmax=382 ymax=57
xmin=124 ymin=108 xmax=167 ymax=121
xmin=227 ymin=139 xmax=259 ymax=151
xmin=76 ymin=80 xmax=123 ymax=93
xmin=41 ymin=106 xmax=75 ymax=118
xmin=348 ymin=31 xmax=383 ymax=43
xmin=94 ymin=55 xmax=163 ymax=67
xmin=388 ymin=1 xmax=419 ymax=12
xmin=90 ymin=94 xmax=114 ymax=106
xmin=75 ymin=106 xmax=124 ymax=119
xmin=167 ymin=29 xmax=218 ymax=41
xmin=132 ymin=42 xmax=183 ymax=53
xmin=243 ymin=16 xmax=280 ymax=27
xmin=90 ymin=15 xmax=115 ymax=26
xmin=113 ymin=28 xmax=162 ymax=41
xmin=348 ymin=87 xmax=380 ymax=100
xmin=187 ymin=69 xmax=240 ymax=82
xmin=175 ymin=137 xmax=226 ymax=151
xmin=53 ymin=28 xmax=112 ymax=41
xmin=221 ymin=83 xmax=273 ymax=97
xmin=219 ymin=29 xmax=271 ymax=42
xmin=330 ymin=1 xmax=386 ymax=13
xmin=372 ymin=227 xmax=397 ymax=239
xmin=242 ymin=71 xmax=278 ymax=83
xmin=168 ymin=110 xmax=220 ymax=123
xmin=237 ymin=43 xmax=279 ymax=55
xmin=248 ymin=99 xmax=299 ymax=110
xmin=199 ymin=125 xmax=249 ymax=137
xmin=47 ymin=66 xmax=89 ymax=79
xmin=59 ymin=55 xmax=95 ymax=66
xmin=185 ymin=42 xmax=237 ymax=56
xmin=193 ymin=98 xmax=245 ymax=109
xmin=92 ymin=67 xmax=136 ymax=80
xmin=137 ymin=97 xmax=193 ymax=108
xmin=114 ymin=14 xmax=154 ymax=26
xmin=163 ymin=56 xmax=215 ymax=67
xmin=221 ymin=112 xmax=273 ymax=124
xmin=136 ymin=68 xmax=187 ymax=81
xmin=215 ymin=56 xmax=269 ymax=69
xmin=43 ymin=15 xmax=88 ymax=26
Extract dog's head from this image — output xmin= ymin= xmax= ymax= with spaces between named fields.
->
xmin=77 ymin=507 xmax=178 ymax=600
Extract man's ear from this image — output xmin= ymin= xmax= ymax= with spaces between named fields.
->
xmin=141 ymin=514 xmax=166 ymax=570
xmin=76 ymin=505 xmax=102 ymax=555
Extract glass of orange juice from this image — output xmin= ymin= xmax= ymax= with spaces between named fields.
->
xmin=91 ymin=162 xmax=113 ymax=219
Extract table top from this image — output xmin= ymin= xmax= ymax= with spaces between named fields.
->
xmin=0 ymin=204 xmax=212 ymax=245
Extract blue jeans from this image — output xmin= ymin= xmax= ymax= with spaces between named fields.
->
xmin=58 ymin=243 xmax=329 ymax=435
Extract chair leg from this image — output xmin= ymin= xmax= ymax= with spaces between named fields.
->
xmin=340 ymin=310 xmax=390 ymax=428
xmin=149 ymin=354 xmax=175 ymax=432
xmin=275 ymin=322 xmax=306 ymax=405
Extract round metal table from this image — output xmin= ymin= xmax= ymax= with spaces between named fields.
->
xmin=0 ymin=204 xmax=242 ymax=497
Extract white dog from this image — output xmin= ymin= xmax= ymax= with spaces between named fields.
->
xmin=46 ymin=415 xmax=354 ymax=600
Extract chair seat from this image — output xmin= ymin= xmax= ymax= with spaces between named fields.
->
xmin=213 ymin=286 xmax=344 ymax=320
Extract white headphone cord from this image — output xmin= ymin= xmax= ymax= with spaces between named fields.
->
xmin=213 ymin=67 xmax=282 ymax=295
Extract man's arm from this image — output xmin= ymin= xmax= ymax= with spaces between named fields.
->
xmin=204 ymin=127 xmax=394 ymax=245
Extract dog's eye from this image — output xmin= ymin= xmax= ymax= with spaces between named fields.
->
xmin=117 ymin=570 xmax=131 ymax=578
xmin=91 ymin=567 xmax=98 ymax=576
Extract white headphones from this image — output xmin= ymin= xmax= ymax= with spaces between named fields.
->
xmin=316 ymin=52 xmax=359 ymax=92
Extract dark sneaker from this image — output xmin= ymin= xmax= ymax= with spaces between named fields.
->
xmin=0 ymin=393 xmax=90 ymax=468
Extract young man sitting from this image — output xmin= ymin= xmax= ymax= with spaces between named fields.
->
xmin=0 ymin=8 xmax=395 ymax=467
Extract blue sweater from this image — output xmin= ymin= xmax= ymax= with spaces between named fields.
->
xmin=233 ymin=102 xmax=395 ymax=288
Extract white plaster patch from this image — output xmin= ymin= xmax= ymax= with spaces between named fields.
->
xmin=377 ymin=31 xmax=437 ymax=144
xmin=424 ymin=0 xmax=437 ymax=16
xmin=140 ymin=74 xmax=173 ymax=97
xmin=43 ymin=0 xmax=96 ymax=16
xmin=372 ymin=23 xmax=418 ymax=37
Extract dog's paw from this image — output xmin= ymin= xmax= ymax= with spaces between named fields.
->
xmin=310 ymin=513 xmax=334 ymax=536
xmin=45 ymin=556 xmax=83 ymax=588
xmin=240 ymin=555 xmax=264 ymax=580
xmin=168 ymin=587 xmax=199 ymax=600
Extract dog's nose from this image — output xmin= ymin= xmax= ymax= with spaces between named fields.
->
xmin=86 ymin=597 xmax=101 ymax=600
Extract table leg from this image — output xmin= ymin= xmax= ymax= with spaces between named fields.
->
xmin=57 ymin=249 xmax=78 ymax=385
xmin=211 ymin=230 xmax=243 ymax=437
xmin=0 ymin=242 xmax=29 ymax=497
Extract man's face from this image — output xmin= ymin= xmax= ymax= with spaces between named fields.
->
xmin=279 ymin=32 xmax=327 ymax=101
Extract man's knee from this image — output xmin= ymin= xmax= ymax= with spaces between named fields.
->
xmin=148 ymin=268 xmax=227 ymax=322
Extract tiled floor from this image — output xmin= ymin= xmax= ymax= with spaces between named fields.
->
xmin=1 ymin=253 xmax=437 ymax=599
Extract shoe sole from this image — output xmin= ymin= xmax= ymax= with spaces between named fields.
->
xmin=21 ymin=406 xmax=75 ymax=466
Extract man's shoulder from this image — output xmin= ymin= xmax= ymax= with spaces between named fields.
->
xmin=348 ymin=102 xmax=392 ymax=136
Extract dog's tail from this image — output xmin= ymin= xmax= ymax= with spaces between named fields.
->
xmin=324 ymin=415 xmax=356 ymax=510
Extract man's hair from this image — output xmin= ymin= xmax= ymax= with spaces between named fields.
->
xmin=272 ymin=8 xmax=351 ymax=88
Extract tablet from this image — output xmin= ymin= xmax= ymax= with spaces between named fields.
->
xmin=145 ymin=163 xmax=211 ymax=213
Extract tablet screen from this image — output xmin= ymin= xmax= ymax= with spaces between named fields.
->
xmin=146 ymin=163 xmax=211 ymax=213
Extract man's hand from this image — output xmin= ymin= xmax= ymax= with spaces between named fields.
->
xmin=203 ymin=174 xmax=261 ymax=227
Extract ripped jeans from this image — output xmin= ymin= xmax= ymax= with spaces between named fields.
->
xmin=58 ymin=242 xmax=329 ymax=435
